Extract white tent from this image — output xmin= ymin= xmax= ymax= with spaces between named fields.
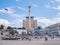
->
xmin=16 ymin=29 xmax=27 ymax=34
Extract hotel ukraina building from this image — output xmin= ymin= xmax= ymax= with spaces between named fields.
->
xmin=23 ymin=16 xmax=37 ymax=31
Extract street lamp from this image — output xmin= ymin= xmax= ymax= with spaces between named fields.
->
xmin=57 ymin=23 xmax=59 ymax=36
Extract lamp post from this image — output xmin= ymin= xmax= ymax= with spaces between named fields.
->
xmin=4 ymin=8 xmax=8 ymax=29
xmin=57 ymin=23 xmax=59 ymax=36
xmin=2 ymin=8 xmax=8 ymax=30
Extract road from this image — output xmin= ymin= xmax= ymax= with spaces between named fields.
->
xmin=0 ymin=31 xmax=60 ymax=45
xmin=0 ymin=38 xmax=60 ymax=45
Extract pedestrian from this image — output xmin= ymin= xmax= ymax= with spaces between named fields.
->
xmin=1 ymin=31 xmax=3 ymax=35
xmin=45 ymin=37 xmax=48 ymax=41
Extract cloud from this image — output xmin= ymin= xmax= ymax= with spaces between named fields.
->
xmin=35 ymin=17 xmax=60 ymax=28
xmin=57 ymin=12 xmax=60 ymax=15
xmin=50 ymin=0 xmax=60 ymax=3
xmin=10 ymin=19 xmax=23 ymax=27
xmin=50 ymin=0 xmax=55 ymax=3
xmin=17 ymin=7 xmax=26 ymax=11
xmin=32 ymin=4 xmax=38 ymax=7
xmin=35 ymin=17 xmax=53 ymax=27
xmin=52 ymin=6 xmax=60 ymax=10
xmin=45 ymin=4 xmax=51 ymax=8
xmin=45 ymin=0 xmax=60 ymax=10
xmin=56 ymin=12 xmax=60 ymax=18
xmin=54 ymin=0 xmax=60 ymax=3
xmin=45 ymin=4 xmax=60 ymax=10
xmin=53 ymin=18 xmax=60 ymax=23
xmin=16 ymin=0 xmax=21 ymax=2
xmin=0 ymin=7 xmax=26 ymax=27
xmin=29 ymin=2 xmax=38 ymax=7
xmin=0 ymin=7 xmax=21 ymax=18
xmin=16 ymin=0 xmax=19 ymax=1
xmin=0 ymin=8 xmax=13 ymax=14
xmin=0 ymin=19 xmax=10 ymax=29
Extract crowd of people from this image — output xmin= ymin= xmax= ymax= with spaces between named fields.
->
xmin=0 ymin=29 xmax=57 ymax=41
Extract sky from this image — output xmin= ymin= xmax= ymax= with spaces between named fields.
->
xmin=0 ymin=0 xmax=60 ymax=28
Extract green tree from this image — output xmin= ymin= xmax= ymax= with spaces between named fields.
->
xmin=22 ymin=27 xmax=25 ymax=29
xmin=7 ymin=26 xmax=12 ymax=29
xmin=18 ymin=27 xmax=25 ymax=29
xmin=7 ymin=26 xmax=15 ymax=35
xmin=37 ymin=26 xmax=42 ymax=29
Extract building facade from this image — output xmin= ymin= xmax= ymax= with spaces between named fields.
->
xmin=45 ymin=23 xmax=60 ymax=36
xmin=23 ymin=16 xmax=37 ymax=31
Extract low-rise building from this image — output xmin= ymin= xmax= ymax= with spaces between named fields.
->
xmin=44 ymin=23 xmax=60 ymax=36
